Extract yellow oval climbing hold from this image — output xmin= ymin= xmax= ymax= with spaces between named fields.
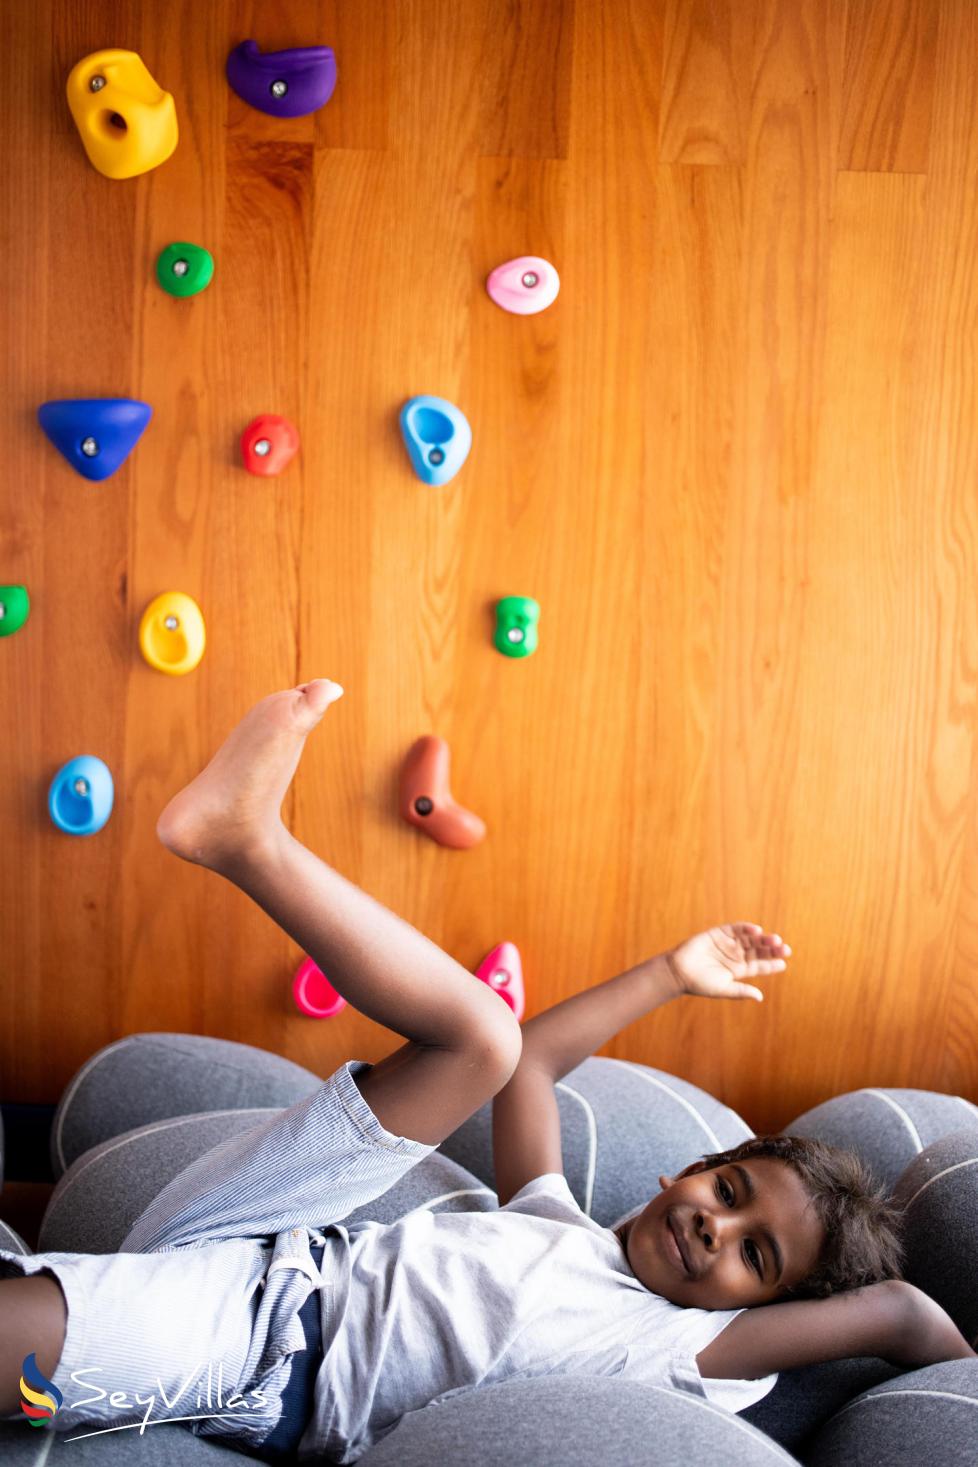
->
xmin=138 ymin=592 xmax=206 ymax=675
xmin=66 ymin=49 xmax=178 ymax=180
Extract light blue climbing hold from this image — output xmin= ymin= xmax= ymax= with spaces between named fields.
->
xmin=399 ymin=395 xmax=472 ymax=486
xmin=48 ymin=755 xmax=114 ymax=836
xmin=37 ymin=398 xmax=153 ymax=482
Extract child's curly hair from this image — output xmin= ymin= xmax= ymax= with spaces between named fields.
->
xmin=696 ymin=1133 xmax=905 ymax=1298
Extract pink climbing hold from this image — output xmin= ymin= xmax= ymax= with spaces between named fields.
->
xmin=486 ymin=255 xmax=560 ymax=316
xmin=292 ymin=956 xmax=347 ymax=1018
xmin=475 ymin=941 xmax=525 ymax=1022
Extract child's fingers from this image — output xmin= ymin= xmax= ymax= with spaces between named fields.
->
xmin=729 ymin=922 xmax=790 ymax=952
xmin=741 ymin=926 xmax=791 ymax=958
xmin=736 ymin=957 xmax=786 ymax=978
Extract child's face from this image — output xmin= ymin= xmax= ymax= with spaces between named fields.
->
xmin=614 ymin=1157 xmax=826 ymax=1309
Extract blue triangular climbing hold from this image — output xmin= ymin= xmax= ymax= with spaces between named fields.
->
xmin=37 ymin=398 xmax=153 ymax=482
xmin=399 ymin=396 xmax=472 ymax=486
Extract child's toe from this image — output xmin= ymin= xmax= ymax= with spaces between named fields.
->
xmin=296 ymin=679 xmax=344 ymax=722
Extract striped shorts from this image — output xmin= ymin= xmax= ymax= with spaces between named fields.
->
xmin=1 ymin=1060 xmax=436 ymax=1455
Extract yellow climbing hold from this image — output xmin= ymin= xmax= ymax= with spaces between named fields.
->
xmin=138 ymin=592 xmax=206 ymax=675
xmin=66 ymin=49 xmax=178 ymax=180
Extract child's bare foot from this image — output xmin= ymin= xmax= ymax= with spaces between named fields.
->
xmin=156 ymin=680 xmax=344 ymax=869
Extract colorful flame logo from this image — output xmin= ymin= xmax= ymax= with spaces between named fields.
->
xmin=20 ymin=1351 xmax=63 ymax=1427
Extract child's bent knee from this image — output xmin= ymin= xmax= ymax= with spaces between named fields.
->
xmin=481 ymin=1010 xmax=523 ymax=1089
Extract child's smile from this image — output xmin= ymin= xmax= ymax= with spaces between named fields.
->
xmin=615 ymin=1157 xmax=826 ymax=1310
xmin=663 ymin=1210 xmax=693 ymax=1275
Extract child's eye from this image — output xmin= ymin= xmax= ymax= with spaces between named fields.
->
xmin=744 ymin=1240 xmax=762 ymax=1275
xmin=715 ymin=1177 xmax=735 ymax=1206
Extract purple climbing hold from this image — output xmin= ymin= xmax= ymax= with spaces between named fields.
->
xmin=226 ymin=39 xmax=337 ymax=119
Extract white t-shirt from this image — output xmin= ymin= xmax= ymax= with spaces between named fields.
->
xmin=300 ymin=1172 xmax=777 ymax=1463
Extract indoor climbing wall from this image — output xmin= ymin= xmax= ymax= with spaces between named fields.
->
xmin=4 ymin=0 xmax=978 ymax=1134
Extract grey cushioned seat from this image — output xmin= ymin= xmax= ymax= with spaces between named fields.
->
xmin=803 ymin=1359 xmax=978 ymax=1466
xmin=358 ymin=1376 xmax=802 ymax=1465
xmin=891 ymin=1129 xmax=978 ymax=1345
xmin=4 ymin=1420 xmax=233 ymax=1464
xmin=739 ymin=1356 xmax=903 ymax=1454
xmin=0 ymin=1218 xmax=30 ymax=1255
xmin=49 ymin=1033 xmax=325 ymax=1179
xmin=2 ymin=1034 xmax=977 ymax=1467
xmin=784 ymin=1087 xmax=978 ymax=1191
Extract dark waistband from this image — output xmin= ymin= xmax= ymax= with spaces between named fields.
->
xmin=298 ymin=1239 xmax=326 ymax=1329
xmin=254 ymin=1240 xmax=326 ymax=1463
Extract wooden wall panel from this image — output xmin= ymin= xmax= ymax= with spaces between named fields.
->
xmin=3 ymin=0 xmax=976 ymax=1136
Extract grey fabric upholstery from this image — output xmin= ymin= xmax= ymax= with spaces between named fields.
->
xmin=783 ymin=1088 xmax=978 ymax=1192
xmin=41 ymin=1109 xmax=305 ymax=1253
xmin=802 ymin=1359 xmax=978 ymax=1466
xmin=740 ymin=1357 xmax=902 ymax=1454
xmin=892 ymin=1129 xmax=978 ymax=1346
xmin=2 ymin=1422 xmax=232 ymax=1464
xmin=358 ymin=1376 xmax=801 ymax=1465
xmin=2 ymin=1033 xmax=977 ymax=1467
xmin=0 ymin=1218 xmax=30 ymax=1255
xmin=49 ymin=1033 xmax=324 ymax=1179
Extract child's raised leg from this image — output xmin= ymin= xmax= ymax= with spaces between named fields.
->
xmin=155 ymin=680 xmax=521 ymax=1145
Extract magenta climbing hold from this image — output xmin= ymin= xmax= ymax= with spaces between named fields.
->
xmin=475 ymin=942 xmax=525 ymax=1022
xmin=292 ymin=956 xmax=347 ymax=1018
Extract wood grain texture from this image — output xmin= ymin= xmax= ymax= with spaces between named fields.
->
xmin=3 ymin=0 xmax=976 ymax=1135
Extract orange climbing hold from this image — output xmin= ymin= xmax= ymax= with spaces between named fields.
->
xmin=399 ymin=736 xmax=486 ymax=850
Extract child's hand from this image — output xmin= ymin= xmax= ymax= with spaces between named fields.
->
xmin=664 ymin=923 xmax=790 ymax=1003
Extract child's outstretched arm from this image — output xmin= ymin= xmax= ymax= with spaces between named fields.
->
xmin=696 ymin=1278 xmax=977 ymax=1380
xmin=493 ymin=924 xmax=786 ymax=1205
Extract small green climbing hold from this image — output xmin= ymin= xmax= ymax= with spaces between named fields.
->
xmin=156 ymin=241 xmax=215 ymax=298
xmin=0 ymin=585 xmax=30 ymax=637
xmin=494 ymin=595 xmax=540 ymax=658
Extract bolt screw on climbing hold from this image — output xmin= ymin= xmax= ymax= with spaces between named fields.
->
xmin=428 ymin=448 xmax=445 ymax=466
xmin=414 ymin=797 xmax=434 ymax=817
xmin=521 ymin=271 xmax=539 ymax=288
xmin=81 ymin=437 xmax=99 ymax=457
xmin=89 ymin=75 xmax=106 ymax=92
xmin=0 ymin=604 xmax=6 ymax=618
xmin=164 ymin=615 xmax=180 ymax=630
xmin=507 ymin=628 xmax=524 ymax=643
xmin=270 ymin=79 xmax=288 ymax=98
xmin=254 ymin=438 xmax=272 ymax=457
xmin=73 ymin=778 xmax=90 ymax=796
xmin=172 ymin=259 xmax=189 ymax=277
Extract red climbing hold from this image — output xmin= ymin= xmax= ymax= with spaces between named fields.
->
xmin=241 ymin=414 xmax=300 ymax=476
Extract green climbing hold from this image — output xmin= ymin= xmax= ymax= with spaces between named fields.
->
xmin=494 ymin=595 xmax=540 ymax=658
xmin=156 ymin=241 xmax=214 ymax=298
xmin=0 ymin=585 xmax=30 ymax=637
